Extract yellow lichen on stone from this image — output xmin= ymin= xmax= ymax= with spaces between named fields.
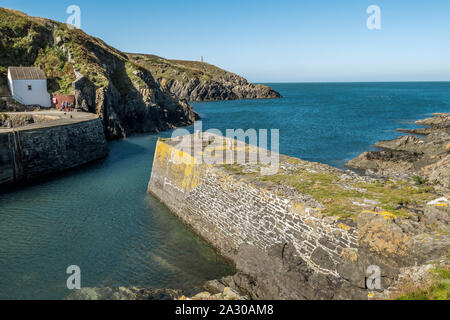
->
xmin=359 ymin=218 xmax=411 ymax=257
xmin=341 ymin=248 xmax=358 ymax=263
xmin=155 ymin=141 xmax=200 ymax=193
xmin=338 ymin=223 xmax=351 ymax=231
xmin=362 ymin=210 xmax=397 ymax=220
xmin=290 ymin=202 xmax=305 ymax=215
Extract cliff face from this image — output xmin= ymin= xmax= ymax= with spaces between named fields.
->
xmin=0 ymin=8 xmax=281 ymax=139
xmin=128 ymin=54 xmax=281 ymax=102
xmin=0 ymin=8 xmax=193 ymax=140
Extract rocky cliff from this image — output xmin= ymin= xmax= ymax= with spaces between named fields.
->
xmin=128 ymin=54 xmax=281 ymax=102
xmin=0 ymin=8 xmax=200 ymax=139
xmin=0 ymin=8 xmax=280 ymax=140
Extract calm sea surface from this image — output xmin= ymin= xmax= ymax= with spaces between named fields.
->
xmin=0 ymin=82 xmax=449 ymax=299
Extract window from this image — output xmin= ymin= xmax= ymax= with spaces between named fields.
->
xmin=28 ymin=85 xmax=32 ymax=91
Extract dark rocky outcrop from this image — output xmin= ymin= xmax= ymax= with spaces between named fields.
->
xmin=216 ymin=244 xmax=366 ymax=300
xmin=65 ymin=287 xmax=183 ymax=300
xmin=347 ymin=113 xmax=450 ymax=189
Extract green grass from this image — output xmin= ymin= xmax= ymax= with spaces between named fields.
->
xmin=0 ymin=8 xmax=119 ymax=91
xmin=412 ymin=176 xmax=428 ymax=186
xmin=222 ymin=160 xmax=437 ymax=220
xmin=34 ymin=46 xmax=76 ymax=94
xmin=222 ymin=164 xmax=253 ymax=176
xmin=396 ymin=266 xmax=450 ymax=300
xmin=128 ymin=53 xmax=239 ymax=85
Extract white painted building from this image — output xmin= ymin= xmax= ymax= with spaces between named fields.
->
xmin=7 ymin=67 xmax=51 ymax=108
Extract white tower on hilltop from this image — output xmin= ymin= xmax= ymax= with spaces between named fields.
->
xmin=201 ymin=56 xmax=204 ymax=63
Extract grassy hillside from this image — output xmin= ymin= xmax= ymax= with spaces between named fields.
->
xmin=1 ymin=7 xmax=278 ymax=102
xmin=0 ymin=8 xmax=141 ymax=95
xmin=128 ymin=53 xmax=280 ymax=101
xmin=0 ymin=7 xmax=197 ymax=139
xmin=128 ymin=53 xmax=244 ymax=85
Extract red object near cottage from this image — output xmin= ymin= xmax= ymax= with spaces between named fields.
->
xmin=52 ymin=94 xmax=75 ymax=109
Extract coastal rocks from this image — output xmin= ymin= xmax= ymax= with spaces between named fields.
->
xmin=218 ymin=209 xmax=448 ymax=301
xmin=182 ymin=287 xmax=249 ymax=301
xmin=217 ymin=243 xmax=366 ymax=300
xmin=347 ymin=113 xmax=450 ymax=188
xmin=371 ymin=255 xmax=449 ymax=300
xmin=1 ymin=7 xmax=280 ymax=139
xmin=162 ymin=78 xmax=281 ymax=102
xmin=421 ymin=155 xmax=450 ymax=188
xmin=65 ymin=287 xmax=183 ymax=300
xmin=127 ymin=54 xmax=281 ymax=102
xmin=72 ymin=76 xmax=96 ymax=113
xmin=149 ymin=134 xmax=449 ymax=300
xmin=65 ymin=286 xmax=249 ymax=301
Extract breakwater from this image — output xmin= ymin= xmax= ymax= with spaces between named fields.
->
xmin=148 ymin=133 xmax=449 ymax=300
xmin=0 ymin=112 xmax=109 ymax=188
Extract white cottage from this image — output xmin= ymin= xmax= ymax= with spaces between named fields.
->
xmin=7 ymin=67 xmax=51 ymax=108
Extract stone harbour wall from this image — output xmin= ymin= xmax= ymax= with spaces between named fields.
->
xmin=148 ymin=135 xmax=358 ymax=278
xmin=148 ymin=134 xmax=449 ymax=300
xmin=0 ymin=113 xmax=108 ymax=188
xmin=182 ymin=173 xmax=358 ymax=277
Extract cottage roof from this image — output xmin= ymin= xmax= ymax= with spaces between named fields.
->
xmin=8 ymin=67 xmax=47 ymax=80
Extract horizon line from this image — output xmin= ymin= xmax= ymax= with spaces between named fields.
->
xmin=256 ymin=80 xmax=450 ymax=84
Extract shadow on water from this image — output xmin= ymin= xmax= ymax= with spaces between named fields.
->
xmin=0 ymin=139 xmax=149 ymax=196
xmin=0 ymin=131 xmax=235 ymax=300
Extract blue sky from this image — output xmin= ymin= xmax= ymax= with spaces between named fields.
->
xmin=3 ymin=0 xmax=450 ymax=82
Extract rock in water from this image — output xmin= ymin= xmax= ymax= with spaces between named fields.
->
xmin=65 ymin=287 xmax=183 ymax=300
xmin=346 ymin=113 xmax=450 ymax=188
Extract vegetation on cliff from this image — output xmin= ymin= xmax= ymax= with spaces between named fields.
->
xmin=0 ymin=8 xmax=280 ymax=138
xmin=0 ymin=7 xmax=198 ymax=139
xmin=391 ymin=259 xmax=450 ymax=300
xmin=128 ymin=53 xmax=281 ymax=101
xmin=224 ymin=157 xmax=437 ymax=220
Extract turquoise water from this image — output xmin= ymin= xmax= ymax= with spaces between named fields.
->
xmin=0 ymin=82 xmax=449 ymax=300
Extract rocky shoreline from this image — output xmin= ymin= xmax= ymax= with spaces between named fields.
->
xmin=65 ymin=284 xmax=249 ymax=301
xmin=346 ymin=113 xmax=450 ymax=189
